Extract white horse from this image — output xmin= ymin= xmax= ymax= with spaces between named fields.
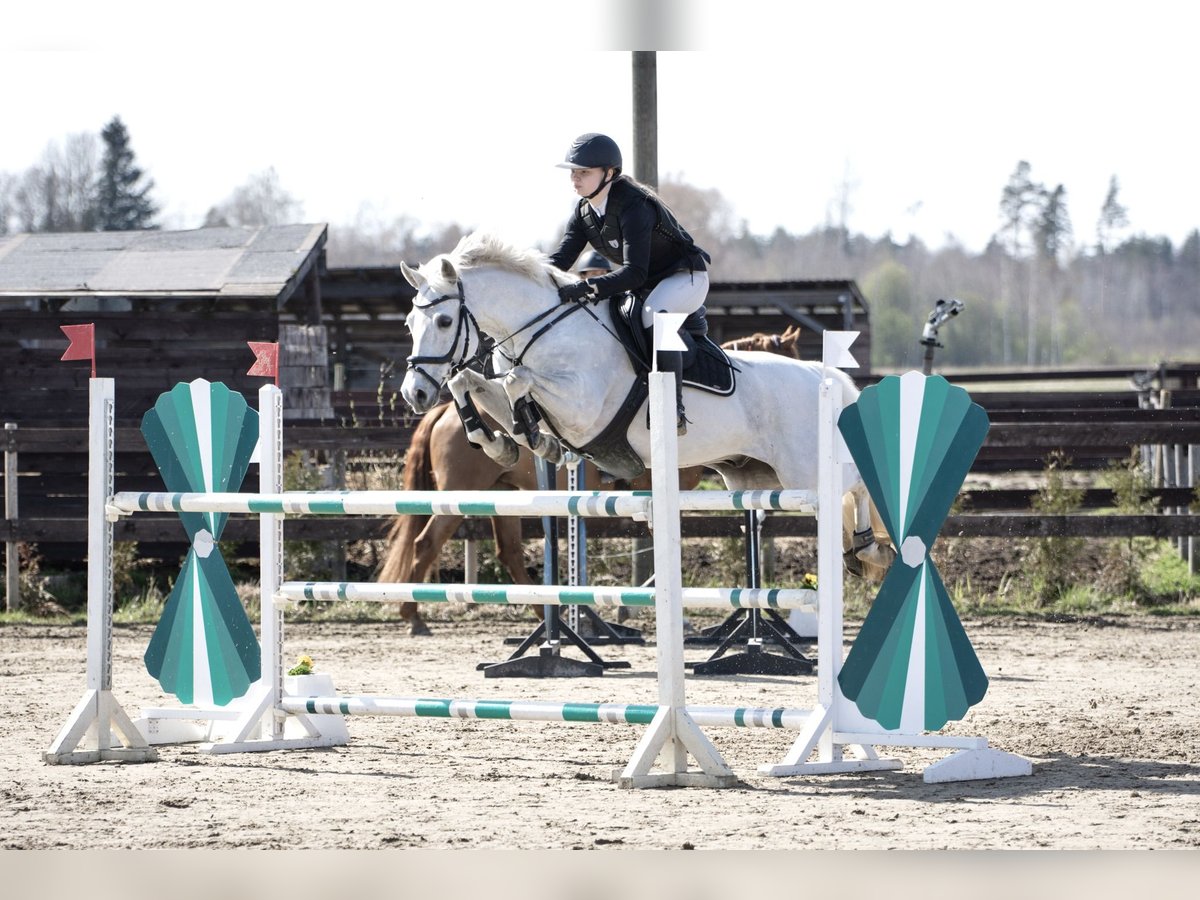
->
xmin=399 ymin=233 xmax=892 ymax=573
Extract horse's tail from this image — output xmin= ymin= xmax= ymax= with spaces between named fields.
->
xmin=377 ymin=402 xmax=450 ymax=583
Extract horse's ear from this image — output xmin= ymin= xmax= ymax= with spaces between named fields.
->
xmin=440 ymin=258 xmax=459 ymax=283
xmin=400 ymin=261 xmax=426 ymax=290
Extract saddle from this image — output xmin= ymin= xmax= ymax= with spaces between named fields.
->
xmin=551 ymin=295 xmax=738 ymax=481
xmin=609 ymin=294 xmax=737 ymax=397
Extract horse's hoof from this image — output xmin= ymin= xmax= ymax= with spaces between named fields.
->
xmin=409 ymin=620 xmax=433 ymax=637
xmin=494 ymin=442 xmax=520 ymax=468
xmin=842 ymin=549 xmax=865 ymax=577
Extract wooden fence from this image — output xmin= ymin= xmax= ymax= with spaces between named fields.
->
xmin=4 ymin=364 xmax=1199 ymax=609
xmin=5 ymin=411 xmax=1197 ymax=547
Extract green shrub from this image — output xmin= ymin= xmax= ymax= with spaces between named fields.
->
xmin=1025 ymin=451 xmax=1086 ymax=605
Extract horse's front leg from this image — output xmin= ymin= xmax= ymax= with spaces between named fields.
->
xmin=502 ymin=367 xmax=564 ymax=466
xmin=446 ymin=370 xmax=521 ymax=468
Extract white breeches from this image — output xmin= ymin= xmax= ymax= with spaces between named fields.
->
xmin=640 ymin=270 xmax=710 ymax=328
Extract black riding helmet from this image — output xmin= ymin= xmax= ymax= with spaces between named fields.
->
xmin=556 ymin=133 xmax=622 ymax=171
xmin=556 ymin=133 xmax=622 ymax=200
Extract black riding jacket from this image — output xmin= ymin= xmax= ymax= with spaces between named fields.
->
xmin=548 ymin=176 xmax=710 ymax=300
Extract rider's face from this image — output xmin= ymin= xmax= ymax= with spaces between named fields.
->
xmin=570 ymin=166 xmax=608 ymax=198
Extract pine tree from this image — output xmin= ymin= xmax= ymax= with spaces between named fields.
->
xmin=1094 ymin=174 xmax=1129 ymax=317
xmin=1035 ymin=184 xmax=1072 ymax=266
xmin=94 ymin=116 xmax=158 ymax=231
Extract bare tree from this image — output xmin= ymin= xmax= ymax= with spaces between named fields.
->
xmin=9 ymin=133 xmax=100 ymax=232
xmin=0 ymin=171 xmax=14 ymax=235
xmin=204 ymin=167 xmax=303 ymax=227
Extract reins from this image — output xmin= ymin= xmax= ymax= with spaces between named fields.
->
xmin=407 ymin=268 xmax=649 ymax=397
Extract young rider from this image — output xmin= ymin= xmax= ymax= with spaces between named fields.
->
xmin=547 ymin=133 xmax=710 ymax=434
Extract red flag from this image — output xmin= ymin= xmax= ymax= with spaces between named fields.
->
xmin=60 ymin=323 xmax=96 ymax=378
xmin=247 ymin=341 xmax=280 ymax=385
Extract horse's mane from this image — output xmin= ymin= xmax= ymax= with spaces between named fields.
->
xmin=445 ymin=232 xmax=569 ymax=288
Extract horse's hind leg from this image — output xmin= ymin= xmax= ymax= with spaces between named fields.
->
xmin=401 ymin=514 xmax=469 ymax=635
xmin=490 ymin=515 xmax=533 ymax=586
xmin=842 ymin=482 xmax=895 ymax=583
xmin=488 ymin=514 xmax=549 ymax=624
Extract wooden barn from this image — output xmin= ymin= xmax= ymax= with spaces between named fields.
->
xmin=0 ymin=224 xmax=332 ymax=426
xmin=0 ymin=225 xmax=336 ymax=572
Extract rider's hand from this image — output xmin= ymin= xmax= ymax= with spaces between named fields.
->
xmin=558 ymin=281 xmax=596 ymax=304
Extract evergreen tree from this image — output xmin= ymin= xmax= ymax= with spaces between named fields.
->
xmin=1035 ymin=184 xmax=1072 ymax=266
xmin=1094 ymin=174 xmax=1128 ymax=318
xmin=997 ymin=161 xmax=1042 ymax=363
xmin=94 ymin=116 xmax=158 ymax=231
xmin=1035 ymin=185 xmax=1072 ymax=363
xmin=1095 ymin=174 xmax=1128 ymax=254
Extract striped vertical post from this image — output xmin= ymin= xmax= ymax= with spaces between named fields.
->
xmin=259 ymin=384 xmax=285 ymax=740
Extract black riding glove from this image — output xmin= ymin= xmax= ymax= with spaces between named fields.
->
xmin=558 ymin=281 xmax=595 ymax=304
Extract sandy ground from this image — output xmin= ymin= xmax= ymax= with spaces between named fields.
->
xmin=3 ymin=613 xmax=1200 ymax=850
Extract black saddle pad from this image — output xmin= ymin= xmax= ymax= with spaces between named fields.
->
xmin=608 ymin=295 xmax=737 ymax=396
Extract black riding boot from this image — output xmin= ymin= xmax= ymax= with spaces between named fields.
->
xmin=656 ymin=350 xmax=688 ymax=436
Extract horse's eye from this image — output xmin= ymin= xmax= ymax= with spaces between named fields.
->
xmin=436 ymin=314 xmax=453 ymax=328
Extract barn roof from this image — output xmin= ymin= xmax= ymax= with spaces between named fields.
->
xmin=0 ymin=224 xmax=327 ymax=304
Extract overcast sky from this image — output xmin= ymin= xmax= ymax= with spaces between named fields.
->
xmin=4 ymin=0 xmax=1196 ymax=257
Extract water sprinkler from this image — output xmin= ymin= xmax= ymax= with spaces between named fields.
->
xmin=920 ymin=298 xmax=965 ymax=374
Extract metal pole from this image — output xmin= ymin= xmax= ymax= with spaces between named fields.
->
xmin=1189 ymin=444 xmax=1196 ymax=576
xmin=566 ymin=457 xmax=586 ymax=634
xmin=631 ymin=52 xmax=658 ymax=190
xmin=630 ymin=50 xmax=658 ymax=589
xmin=536 ymin=458 xmax=560 ymax=644
xmin=4 ymin=423 xmax=17 ymax=612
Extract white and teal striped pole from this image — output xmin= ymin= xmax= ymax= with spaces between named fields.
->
xmin=279 ymin=695 xmax=812 ymax=729
xmin=108 ymin=488 xmax=815 ymax=517
xmin=276 ymin=581 xmax=816 ymax=610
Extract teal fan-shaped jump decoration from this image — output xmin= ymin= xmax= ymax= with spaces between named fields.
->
xmin=837 ymin=372 xmax=989 ymax=732
xmin=141 ymin=380 xmax=261 ymax=706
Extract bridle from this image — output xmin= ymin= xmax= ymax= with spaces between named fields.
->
xmin=404 ymin=281 xmax=485 ymax=396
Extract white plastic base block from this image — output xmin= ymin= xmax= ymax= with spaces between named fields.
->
xmin=921 ymin=747 xmax=1034 ymax=783
xmin=787 ymin=608 xmax=818 ymax=638
xmin=132 ymin=674 xmax=350 ymax=752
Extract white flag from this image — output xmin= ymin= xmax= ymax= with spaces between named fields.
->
xmin=822 ymin=330 xmax=860 ymax=369
xmin=653 ymin=312 xmax=688 ymax=355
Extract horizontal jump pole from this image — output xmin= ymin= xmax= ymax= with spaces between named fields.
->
xmin=279 ymin=695 xmax=813 ymax=729
xmin=108 ymin=488 xmax=816 ymax=519
xmin=277 ymin=581 xmax=818 ymax=611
